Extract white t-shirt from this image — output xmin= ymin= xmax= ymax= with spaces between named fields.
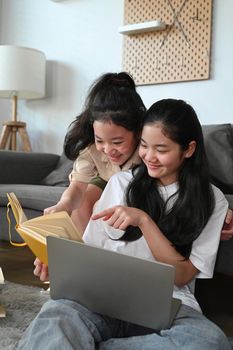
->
xmin=83 ymin=170 xmax=228 ymax=312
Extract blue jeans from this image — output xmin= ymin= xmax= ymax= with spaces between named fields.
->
xmin=17 ymin=299 xmax=231 ymax=350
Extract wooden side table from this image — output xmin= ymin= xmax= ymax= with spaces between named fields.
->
xmin=0 ymin=120 xmax=32 ymax=152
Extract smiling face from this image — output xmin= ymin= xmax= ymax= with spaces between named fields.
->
xmin=139 ymin=123 xmax=196 ymax=186
xmin=93 ymin=120 xmax=138 ymax=166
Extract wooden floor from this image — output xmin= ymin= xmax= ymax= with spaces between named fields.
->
xmin=0 ymin=240 xmax=47 ymax=289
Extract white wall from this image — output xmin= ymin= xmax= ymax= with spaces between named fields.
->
xmin=0 ymin=0 xmax=232 ymax=154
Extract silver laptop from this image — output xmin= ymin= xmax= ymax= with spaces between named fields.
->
xmin=47 ymin=236 xmax=181 ymax=331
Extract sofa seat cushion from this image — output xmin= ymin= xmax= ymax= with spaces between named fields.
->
xmin=0 ymin=184 xmax=65 ymax=211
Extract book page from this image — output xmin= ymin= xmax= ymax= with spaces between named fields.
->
xmin=23 ymin=224 xmax=65 ymax=238
xmin=16 ymin=226 xmax=46 ymax=245
xmin=24 ymin=211 xmax=83 ymax=241
xmin=7 ymin=192 xmax=27 ymax=224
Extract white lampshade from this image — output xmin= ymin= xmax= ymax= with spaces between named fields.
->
xmin=0 ymin=45 xmax=46 ymax=99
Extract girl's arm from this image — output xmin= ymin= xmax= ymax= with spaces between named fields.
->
xmin=44 ymin=180 xmax=88 ymax=215
xmin=44 ymin=145 xmax=98 ymax=215
xmin=92 ymin=206 xmax=198 ymax=287
xmin=221 ymin=208 xmax=233 ymax=240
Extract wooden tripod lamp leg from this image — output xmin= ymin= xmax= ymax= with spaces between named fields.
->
xmin=0 ymin=96 xmax=32 ymax=152
xmin=10 ymin=125 xmax=17 ymax=151
xmin=11 ymin=95 xmax=18 ymax=150
xmin=0 ymin=122 xmax=32 ymax=152
xmin=0 ymin=125 xmax=11 ymax=149
xmin=18 ymin=126 xmax=32 ymax=152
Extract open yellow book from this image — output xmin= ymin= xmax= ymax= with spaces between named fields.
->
xmin=7 ymin=192 xmax=83 ymax=265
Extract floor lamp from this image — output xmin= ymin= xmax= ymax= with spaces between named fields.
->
xmin=0 ymin=46 xmax=46 ymax=152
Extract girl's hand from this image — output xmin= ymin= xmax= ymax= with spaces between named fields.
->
xmin=44 ymin=201 xmax=72 ymax=216
xmin=221 ymin=208 xmax=233 ymax=240
xmin=92 ymin=205 xmax=148 ymax=230
xmin=44 ymin=204 xmax=59 ymax=215
xmin=33 ymin=257 xmax=49 ymax=281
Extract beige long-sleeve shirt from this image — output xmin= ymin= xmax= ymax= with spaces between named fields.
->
xmin=69 ymin=144 xmax=140 ymax=183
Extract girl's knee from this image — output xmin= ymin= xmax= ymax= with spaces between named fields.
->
xmin=192 ymin=317 xmax=230 ymax=349
xmin=179 ymin=322 xmax=229 ymax=349
xmin=206 ymin=323 xmax=231 ymax=350
xmin=161 ymin=313 xmax=231 ymax=350
xmin=41 ymin=299 xmax=84 ymax=317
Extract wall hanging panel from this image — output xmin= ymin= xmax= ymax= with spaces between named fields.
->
xmin=120 ymin=0 xmax=213 ymax=85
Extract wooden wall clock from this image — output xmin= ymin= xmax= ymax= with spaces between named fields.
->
xmin=120 ymin=0 xmax=213 ymax=85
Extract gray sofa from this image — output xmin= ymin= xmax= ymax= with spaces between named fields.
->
xmin=0 ymin=124 xmax=233 ymax=242
xmin=0 ymin=124 xmax=233 ymax=265
xmin=0 ymin=123 xmax=232 ymax=271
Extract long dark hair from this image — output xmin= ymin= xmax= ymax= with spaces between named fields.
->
xmin=124 ymin=99 xmax=214 ymax=259
xmin=64 ymin=72 xmax=146 ymax=160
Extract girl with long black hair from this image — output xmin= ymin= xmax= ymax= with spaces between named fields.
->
xmin=19 ymin=99 xmax=231 ymax=350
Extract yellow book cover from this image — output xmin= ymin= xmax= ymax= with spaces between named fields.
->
xmin=7 ymin=192 xmax=83 ymax=265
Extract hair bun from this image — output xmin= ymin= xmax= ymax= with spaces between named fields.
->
xmin=110 ymin=72 xmax=136 ymax=90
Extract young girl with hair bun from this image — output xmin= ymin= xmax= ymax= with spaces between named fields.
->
xmin=45 ymin=71 xmax=146 ymax=231
xmin=34 ymin=72 xmax=146 ymax=280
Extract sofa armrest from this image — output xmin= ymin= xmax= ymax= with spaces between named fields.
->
xmin=0 ymin=150 xmax=60 ymax=184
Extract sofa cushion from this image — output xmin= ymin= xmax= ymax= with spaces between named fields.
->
xmin=0 ymin=184 xmax=65 ymax=211
xmin=202 ymin=124 xmax=233 ymax=194
xmin=0 ymin=151 xmax=60 ymax=184
xmin=40 ymin=153 xmax=73 ymax=187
